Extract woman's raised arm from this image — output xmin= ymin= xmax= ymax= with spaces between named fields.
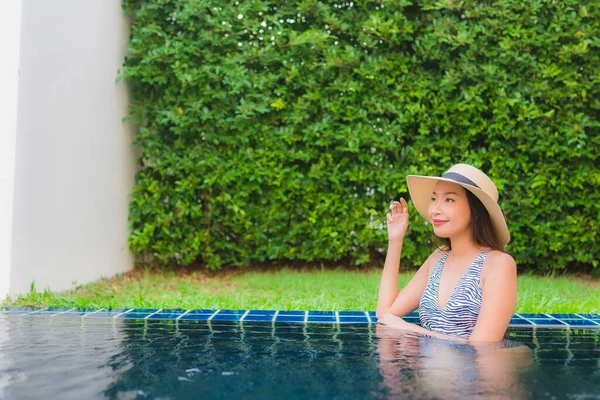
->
xmin=376 ymin=248 xmax=443 ymax=319
xmin=377 ymin=197 xmax=441 ymax=318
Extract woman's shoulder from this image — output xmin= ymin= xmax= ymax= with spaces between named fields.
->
xmin=423 ymin=247 xmax=449 ymax=274
xmin=486 ymin=249 xmax=516 ymax=265
xmin=484 ymin=249 xmax=517 ymax=277
xmin=426 ymin=246 xmax=449 ymax=260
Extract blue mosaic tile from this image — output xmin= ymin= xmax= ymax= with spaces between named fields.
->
xmin=276 ymin=315 xmax=305 ymax=323
xmin=277 ymin=311 xmax=305 ymax=316
xmin=518 ymin=313 xmax=544 ymax=319
xmin=211 ymin=314 xmax=244 ymax=321
xmin=247 ymin=310 xmax=277 ymax=316
xmin=338 ymin=311 xmax=368 ymax=317
xmin=147 ymin=313 xmax=187 ymax=320
xmin=339 ymin=316 xmax=369 ymax=324
xmin=307 ymin=316 xmax=337 ymax=323
xmin=153 ymin=309 xmax=186 ymax=314
xmin=216 ymin=310 xmax=247 ymax=316
xmin=243 ymin=315 xmax=275 ymax=322
xmin=546 ymin=313 xmax=583 ymax=319
xmin=3 ymin=308 xmax=599 ymax=329
xmin=510 ymin=317 xmax=533 ymax=326
xmin=144 ymin=310 xmax=186 ymax=319
xmin=308 ymin=311 xmax=335 ymax=316
xmin=129 ymin=308 xmax=157 ymax=313
xmin=119 ymin=312 xmax=153 ymax=319
xmin=578 ymin=314 xmax=600 ymax=320
xmin=555 ymin=318 xmax=600 ymax=327
xmin=178 ymin=313 xmax=212 ymax=321
xmin=185 ymin=309 xmax=218 ymax=315
xmin=529 ymin=319 xmax=568 ymax=327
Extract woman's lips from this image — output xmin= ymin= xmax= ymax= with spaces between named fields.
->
xmin=433 ymin=220 xmax=448 ymax=227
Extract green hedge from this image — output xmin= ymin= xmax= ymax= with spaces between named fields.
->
xmin=121 ymin=0 xmax=600 ymax=272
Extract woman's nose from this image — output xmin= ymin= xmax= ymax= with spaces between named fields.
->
xmin=429 ymin=200 xmax=441 ymax=217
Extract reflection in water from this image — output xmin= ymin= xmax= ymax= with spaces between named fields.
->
xmin=0 ymin=315 xmax=599 ymax=399
xmin=0 ymin=315 xmax=14 ymax=398
xmin=103 ymin=320 xmax=386 ymax=399
xmin=376 ymin=324 xmax=533 ymax=399
xmin=0 ymin=315 xmax=127 ymax=399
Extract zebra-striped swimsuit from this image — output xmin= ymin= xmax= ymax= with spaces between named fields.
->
xmin=419 ymin=248 xmax=491 ymax=339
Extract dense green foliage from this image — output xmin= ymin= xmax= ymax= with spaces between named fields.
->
xmin=122 ymin=0 xmax=599 ymax=271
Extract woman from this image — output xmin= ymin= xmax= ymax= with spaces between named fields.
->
xmin=376 ymin=163 xmax=518 ymax=342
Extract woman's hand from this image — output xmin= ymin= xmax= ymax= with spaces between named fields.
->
xmin=378 ymin=314 xmax=468 ymax=342
xmin=378 ymin=313 xmax=413 ymax=330
xmin=378 ymin=313 xmax=402 ymax=326
xmin=386 ymin=197 xmax=409 ymax=244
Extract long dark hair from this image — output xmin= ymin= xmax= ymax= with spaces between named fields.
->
xmin=433 ymin=188 xmax=505 ymax=253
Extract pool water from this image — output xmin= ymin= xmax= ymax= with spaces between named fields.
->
xmin=0 ymin=314 xmax=599 ymax=399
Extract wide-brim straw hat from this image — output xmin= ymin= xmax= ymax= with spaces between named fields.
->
xmin=406 ymin=163 xmax=510 ymax=246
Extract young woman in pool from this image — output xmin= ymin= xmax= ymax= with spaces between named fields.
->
xmin=376 ymin=163 xmax=517 ymax=342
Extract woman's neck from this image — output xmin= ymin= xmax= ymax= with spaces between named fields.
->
xmin=448 ymin=232 xmax=486 ymax=257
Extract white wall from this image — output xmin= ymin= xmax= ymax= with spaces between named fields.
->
xmin=9 ymin=0 xmax=137 ymax=295
xmin=0 ymin=1 xmax=23 ymax=299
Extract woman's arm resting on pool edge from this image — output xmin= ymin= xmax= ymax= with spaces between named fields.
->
xmin=469 ymin=253 xmax=518 ymax=343
xmin=377 ymin=313 xmax=469 ymax=342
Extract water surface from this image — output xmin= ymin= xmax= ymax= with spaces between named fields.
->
xmin=0 ymin=315 xmax=599 ymax=399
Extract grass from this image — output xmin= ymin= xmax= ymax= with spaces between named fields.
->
xmin=2 ymin=267 xmax=599 ymax=313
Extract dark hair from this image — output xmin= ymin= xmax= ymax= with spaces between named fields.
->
xmin=433 ymin=188 xmax=505 ymax=253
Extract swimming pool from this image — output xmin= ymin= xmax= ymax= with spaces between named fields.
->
xmin=1 ymin=308 xmax=599 ymax=399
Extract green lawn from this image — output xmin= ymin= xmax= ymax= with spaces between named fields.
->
xmin=3 ymin=267 xmax=599 ymax=313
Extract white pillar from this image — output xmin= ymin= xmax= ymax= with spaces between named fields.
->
xmin=9 ymin=0 xmax=137 ymax=295
xmin=0 ymin=1 xmax=23 ymax=299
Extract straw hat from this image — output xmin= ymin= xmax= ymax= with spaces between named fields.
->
xmin=406 ymin=163 xmax=510 ymax=246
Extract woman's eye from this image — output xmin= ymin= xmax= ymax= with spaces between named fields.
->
xmin=446 ymin=199 xmax=454 ymax=202
xmin=430 ymin=198 xmax=436 ymax=202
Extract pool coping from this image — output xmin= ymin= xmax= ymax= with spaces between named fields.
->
xmin=2 ymin=308 xmax=600 ymax=329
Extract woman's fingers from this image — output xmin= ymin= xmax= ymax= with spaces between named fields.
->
xmin=400 ymin=198 xmax=408 ymax=215
xmin=389 ymin=198 xmax=409 ymax=221
xmin=390 ymin=199 xmax=407 ymax=214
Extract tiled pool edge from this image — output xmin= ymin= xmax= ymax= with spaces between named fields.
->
xmin=2 ymin=308 xmax=600 ymax=328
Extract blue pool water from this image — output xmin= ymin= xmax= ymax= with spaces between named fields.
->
xmin=0 ymin=310 xmax=599 ymax=399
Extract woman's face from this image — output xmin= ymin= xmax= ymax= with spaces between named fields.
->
xmin=428 ymin=180 xmax=471 ymax=239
